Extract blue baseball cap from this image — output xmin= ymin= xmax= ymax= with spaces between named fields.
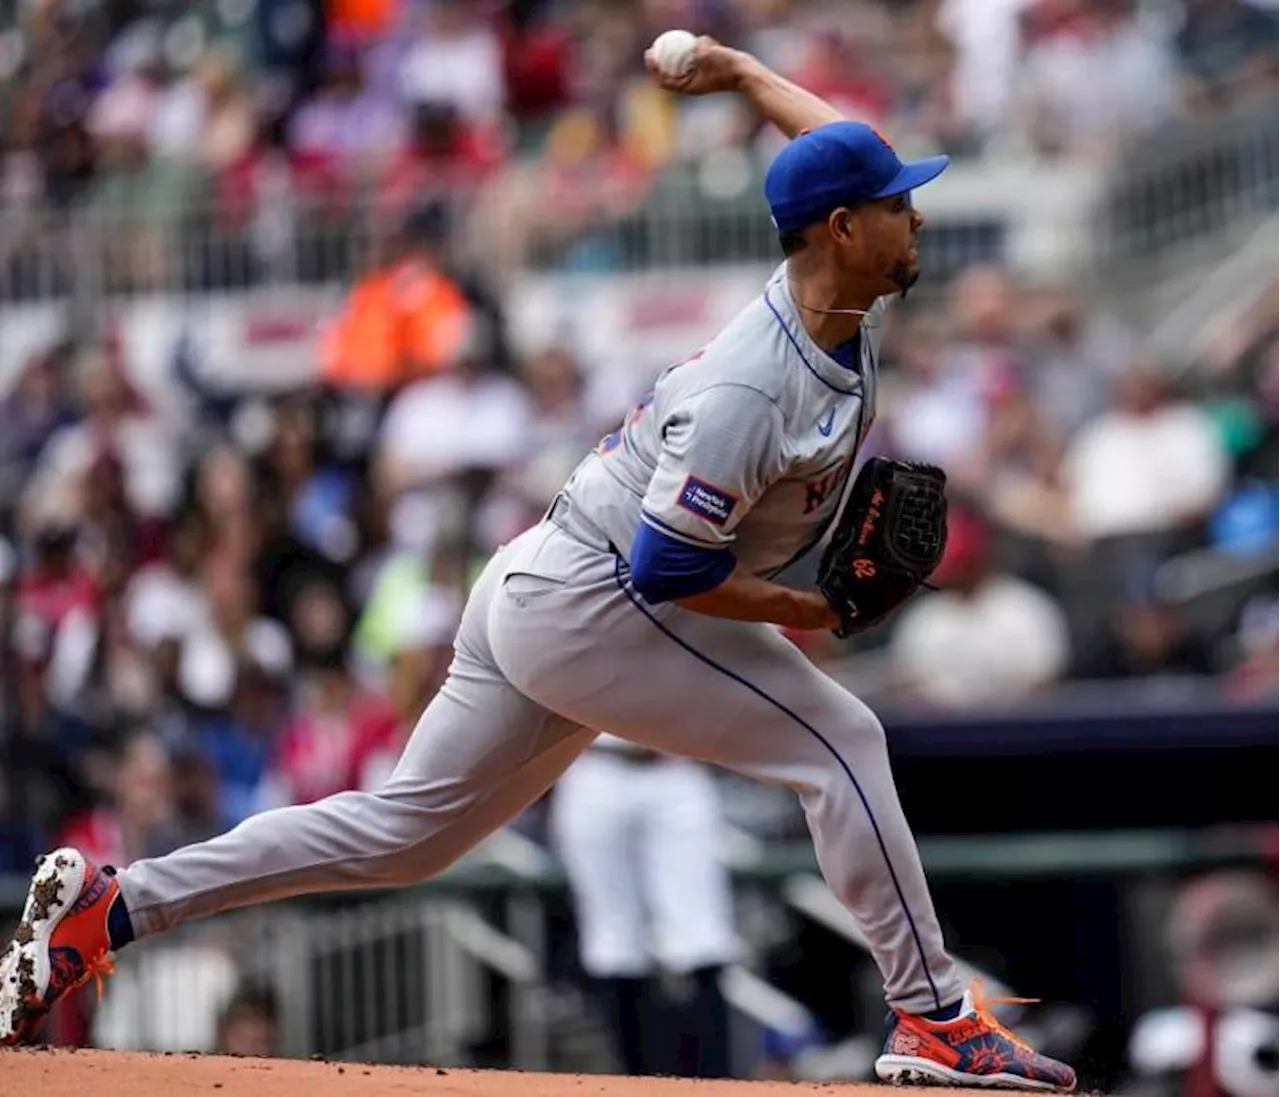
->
xmin=765 ymin=121 xmax=949 ymax=235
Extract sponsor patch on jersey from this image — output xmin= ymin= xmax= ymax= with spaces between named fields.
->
xmin=677 ymin=476 xmax=738 ymax=527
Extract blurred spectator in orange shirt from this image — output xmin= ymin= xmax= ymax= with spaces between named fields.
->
xmin=322 ymin=203 xmax=472 ymax=391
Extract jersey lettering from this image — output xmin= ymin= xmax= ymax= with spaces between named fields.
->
xmin=804 ymin=468 xmax=846 ymax=515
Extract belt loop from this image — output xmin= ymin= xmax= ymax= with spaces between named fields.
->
xmin=543 ymin=491 xmax=565 ymax=524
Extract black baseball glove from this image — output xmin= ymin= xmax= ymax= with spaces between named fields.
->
xmin=817 ymin=458 xmax=948 ymax=638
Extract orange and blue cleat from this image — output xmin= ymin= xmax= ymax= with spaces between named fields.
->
xmin=0 ymin=848 xmax=119 ymax=1046
xmin=876 ymin=982 xmax=1077 ymax=1091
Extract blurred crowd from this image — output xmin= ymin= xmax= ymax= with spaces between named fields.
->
xmin=872 ymin=268 xmax=1279 ymax=708
xmin=0 ymin=209 xmax=1275 ymax=878
xmin=1 ymin=0 xmax=1277 ymax=292
xmin=0 ymin=200 xmax=586 ymax=874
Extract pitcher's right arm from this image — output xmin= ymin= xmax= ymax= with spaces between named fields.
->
xmin=674 ymin=567 xmax=838 ymax=630
xmin=644 ymin=37 xmax=844 ymax=139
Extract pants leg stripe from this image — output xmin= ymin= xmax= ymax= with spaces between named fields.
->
xmin=613 ymin=559 xmax=943 ymax=1010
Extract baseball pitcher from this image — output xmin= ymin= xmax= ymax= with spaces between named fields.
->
xmin=2 ymin=36 xmax=1076 ymax=1089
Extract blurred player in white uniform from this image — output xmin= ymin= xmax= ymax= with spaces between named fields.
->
xmin=552 ymin=735 xmax=735 ymax=1077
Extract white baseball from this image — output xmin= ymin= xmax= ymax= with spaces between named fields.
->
xmin=650 ymin=29 xmax=699 ymax=81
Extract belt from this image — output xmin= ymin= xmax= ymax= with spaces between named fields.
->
xmin=545 ymin=492 xmax=613 ymax=555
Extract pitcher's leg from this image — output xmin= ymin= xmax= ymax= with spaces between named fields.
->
xmin=121 ymin=668 xmax=590 ymax=936
xmin=491 ymin=559 xmax=962 ymax=1014
xmin=636 ymin=617 xmax=963 ymax=1014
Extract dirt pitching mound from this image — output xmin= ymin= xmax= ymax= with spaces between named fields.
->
xmin=0 ymin=1048 xmax=1015 ymax=1096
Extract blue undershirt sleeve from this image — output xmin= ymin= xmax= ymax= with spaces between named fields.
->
xmin=629 ymin=518 xmax=737 ymax=603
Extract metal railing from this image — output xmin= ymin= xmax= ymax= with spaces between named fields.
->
xmin=0 ymin=182 xmax=999 ymax=308
xmin=1102 ymin=98 xmax=1279 ymax=264
xmin=84 ymin=897 xmax=513 ymax=1064
xmin=78 ymin=887 xmax=836 ymax=1075
xmin=3 ymin=99 xmax=1272 ymax=319
xmin=0 ymin=197 xmax=384 ymax=305
xmin=0 ymin=87 xmax=1269 ymax=309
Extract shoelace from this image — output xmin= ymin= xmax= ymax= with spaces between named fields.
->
xmin=968 ymin=978 xmax=1040 ymax=1053
xmin=66 ymin=954 xmax=116 ymax=1002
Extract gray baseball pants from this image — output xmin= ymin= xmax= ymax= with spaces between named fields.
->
xmin=119 ymin=519 xmax=963 ymax=1012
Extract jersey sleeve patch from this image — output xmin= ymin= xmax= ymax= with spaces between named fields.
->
xmin=677 ymin=476 xmax=739 ymax=527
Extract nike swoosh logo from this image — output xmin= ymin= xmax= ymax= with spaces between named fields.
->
xmin=817 ymin=408 xmax=836 ymax=437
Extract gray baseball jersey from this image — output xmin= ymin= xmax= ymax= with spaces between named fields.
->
xmin=561 ymin=263 xmax=883 ymax=577
xmin=115 ymin=264 xmax=963 ymax=1017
